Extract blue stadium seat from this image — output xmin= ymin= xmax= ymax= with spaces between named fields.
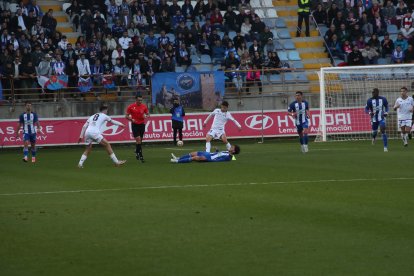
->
xmin=288 ymin=51 xmax=301 ymax=61
xmin=269 ymin=74 xmax=282 ymax=83
xmin=200 ymin=55 xmax=212 ymax=63
xmin=166 ymin=33 xmax=175 ymax=42
xmin=271 ymin=29 xmax=278 ymax=39
xmin=377 ymin=58 xmax=387 ymax=65
xmin=277 ymin=29 xmax=291 ymax=39
xmin=213 ymin=64 xmax=222 ymax=71
xmin=263 ymin=18 xmax=276 ymax=29
xmin=292 ymin=61 xmax=304 ymax=69
xmin=275 ymin=18 xmax=287 ymax=28
xmin=198 ymin=64 xmax=213 ymax=72
xmin=274 ymin=41 xmax=283 ymax=50
xmin=186 ymin=66 xmax=198 ymax=72
xmin=191 ymin=55 xmax=201 ymax=64
xmin=176 ymin=66 xmax=185 ymax=72
xmin=228 ymin=31 xmax=237 ymax=40
xmin=283 ymin=40 xmax=295 ymax=50
xmin=277 ymin=51 xmax=288 ymax=61
xmin=387 ymin=24 xmax=399 ymax=34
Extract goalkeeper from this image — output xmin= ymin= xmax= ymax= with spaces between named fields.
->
xmin=365 ymin=88 xmax=389 ymax=152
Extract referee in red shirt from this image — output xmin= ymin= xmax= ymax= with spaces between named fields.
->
xmin=126 ymin=94 xmax=150 ymax=162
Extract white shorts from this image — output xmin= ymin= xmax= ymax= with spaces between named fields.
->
xmin=207 ymin=129 xmax=225 ymax=140
xmin=398 ymin=119 xmax=412 ymax=128
xmin=84 ymin=131 xmax=104 ymax=145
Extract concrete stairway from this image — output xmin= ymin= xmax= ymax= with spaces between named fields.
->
xmin=38 ymin=0 xmax=81 ymax=44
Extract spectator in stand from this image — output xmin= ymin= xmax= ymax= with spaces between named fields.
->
xmin=198 ymin=32 xmax=211 ymax=55
xmin=395 ymin=1 xmax=407 ymax=27
xmin=328 ymin=34 xmax=344 ymax=60
xmin=26 ymin=10 xmax=38 ymax=33
xmin=361 ymin=44 xmax=379 ymax=64
xmin=332 ymin=11 xmax=346 ymax=29
xmin=324 ymin=25 xmax=337 ymax=43
xmin=20 ymin=60 xmax=37 ymax=94
xmin=107 ymin=0 xmax=120 ymax=24
xmin=233 ymin=32 xmax=246 ymax=50
xmin=327 ymin=3 xmax=338 ymax=25
xmin=159 ymin=9 xmax=171 ymax=34
xmin=212 ymin=39 xmax=225 ymax=64
xmin=394 ymin=32 xmax=408 ymax=51
xmin=127 ymin=22 xmax=140 ymax=39
xmin=65 ymin=58 xmax=78 ymax=93
xmin=337 ymin=23 xmax=351 ymax=44
xmin=226 ymin=63 xmax=243 ymax=94
xmin=118 ymin=31 xmax=132 ymax=50
xmin=381 ymin=33 xmax=394 ymax=57
xmin=172 ymin=9 xmax=185 ymax=29
xmin=80 ymin=9 xmax=93 ymax=35
xmin=246 ymin=64 xmax=262 ymax=94
xmin=182 ymin=0 xmax=194 ymax=21
xmin=224 ymin=5 xmax=237 ymax=32
xmin=401 ymin=12 xmax=412 ymax=29
xmin=125 ymin=41 xmax=139 ymax=67
xmin=31 ymin=43 xmax=45 ymax=66
xmin=119 ymin=9 xmax=132 ymax=29
xmin=31 ymin=19 xmax=44 ymax=37
xmin=111 ymin=45 xmax=125 ymax=66
xmin=264 ymin=38 xmax=275 ymax=57
xmin=161 ymin=56 xmax=175 ymax=72
xmin=401 ymin=23 xmax=414 ymax=40
xmin=147 ymin=9 xmax=159 ymax=32
xmin=224 ymin=51 xmax=240 ymax=69
xmin=144 ymin=30 xmax=159 ymax=54
xmin=202 ymin=19 xmax=213 ymax=37
xmin=368 ymin=34 xmax=381 ymax=53
xmin=404 ymin=44 xmax=414 ymax=62
xmin=348 ymin=45 xmax=365 ymax=65
xmin=176 ymin=43 xmax=192 ymax=67
xmin=260 ymin=26 xmax=274 ymax=46
xmin=392 ymin=45 xmax=405 ymax=63
xmin=355 ymin=35 xmax=367 ymax=50
xmin=251 ymin=51 xmax=263 ymax=68
xmin=169 ymin=0 xmax=182 ymax=17
xmin=29 ymin=0 xmax=43 ymax=18
xmin=240 ymin=17 xmax=252 ymax=42
xmin=382 ymin=0 xmax=396 ymax=25
xmin=10 ymin=8 xmax=28 ymax=33
xmin=76 ymin=52 xmax=91 ymax=77
xmin=104 ymin=33 xmax=117 ymax=52
xmin=175 ymin=20 xmax=189 ymax=37
xmin=224 ymin=41 xmax=239 ymax=59
xmin=248 ymin=39 xmax=262 ymax=56
xmin=360 ymin=12 xmax=373 ymax=37
xmin=58 ymin=35 xmax=69 ymax=51
xmin=350 ymin=24 xmax=364 ymax=41
xmin=372 ymin=12 xmax=386 ymax=36
xmin=194 ymin=0 xmax=206 ymax=22
xmin=52 ymin=54 xmax=66 ymax=75
xmin=112 ymin=20 xmax=125 ymax=39
xmin=251 ymin=16 xmax=266 ymax=41
xmin=342 ymin=40 xmax=353 ymax=59
xmin=8 ymin=32 xmax=19 ymax=51
xmin=312 ymin=4 xmax=327 ymax=25
xmin=210 ymin=8 xmax=224 ymax=32
xmin=113 ymin=57 xmax=129 ymax=87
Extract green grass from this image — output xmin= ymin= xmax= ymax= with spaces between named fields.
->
xmin=1 ymin=140 xmax=414 ymax=275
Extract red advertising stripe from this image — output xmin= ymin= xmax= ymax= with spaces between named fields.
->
xmin=0 ymin=108 xmax=371 ymax=148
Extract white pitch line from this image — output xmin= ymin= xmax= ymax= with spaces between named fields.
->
xmin=1 ymin=177 xmax=414 ymax=197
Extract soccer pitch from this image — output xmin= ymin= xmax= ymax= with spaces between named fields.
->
xmin=1 ymin=140 xmax=414 ymax=275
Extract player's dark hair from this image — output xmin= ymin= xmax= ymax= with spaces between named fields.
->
xmin=100 ymin=104 xmax=109 ymax=111
xmin=135 ymin=93 xmax=143 ymax=99
xmin=25 ymin=101 xmax=32 ymax=105
xmin=372 ymin=88 xmax=379 ymax=94
xmin=295 ymin=91 xmax=303 ymax=96
xmin=221 ymin=101 xmax=229 ymax=107
xmin=401 ymin=86 xmax=408 ymax=91
xmin=233 ymin=145 xmax=240 ymax=155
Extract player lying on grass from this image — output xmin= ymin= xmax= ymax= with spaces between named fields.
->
xmin=77 ymin=104 xmax=126 ymax=168
xmin=170 ymin=145 xmax=240 ymax=163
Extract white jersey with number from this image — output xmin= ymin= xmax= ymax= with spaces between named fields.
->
xmin=395 ymin=97 xmax=414 ymax=120
xmin=205 ymin=109 xmax=241 ymax=131
xmin=86 ymin=113 xmax=112 ymax=134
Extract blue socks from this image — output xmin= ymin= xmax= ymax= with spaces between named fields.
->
xmin=382 ymin=133 xmax=388 ymax=148
xmin=178 ymin=156 xmax=192 ymax=163
xmin=299 ymin=137 xmax=304 ymax=145
xmin=31 ymin=150 xmax=36 ymax=157
xmin=23 ymin=148 xmax=29 ymax=157
xmin=372 ymin=130 xmax=378 ymax=139
xmin=303 ymin=134 xmax=308 ymax=145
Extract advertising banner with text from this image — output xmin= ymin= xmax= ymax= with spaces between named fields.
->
xmin=0 ymin=108 xmax=371 ymax=148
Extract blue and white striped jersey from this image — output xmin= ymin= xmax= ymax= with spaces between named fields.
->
xmin=19 ymin=112 xmax=39 ymax=135
xmin=209 ymin=151 xmax=232 ymax=162
xmin=288 ymin=101 xmax=309 ymax=125
xmin=365 ymin=96 xmax=389 ymax=122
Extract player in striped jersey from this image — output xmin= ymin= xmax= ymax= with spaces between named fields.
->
xmin=15 ymin=102 xmax=41 ymax=163
xmin=288 ymin=91 xmax=310 ymax=153
xmin=365 ymin=88 xmax=389 ymax=152
xmin=170 ymin=145 xmax=240 ymax=163
xmin=77 ymin=104 xmax=126 ymax=168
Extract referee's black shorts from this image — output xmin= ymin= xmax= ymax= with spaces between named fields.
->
xmin=131 ymin=123 xmax=145 ymax=138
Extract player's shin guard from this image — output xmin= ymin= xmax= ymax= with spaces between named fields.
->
xmin=382 ymin=133 xmax=388 ymax=148
xmin=79 ymin=154 xmax=87 ymax=166
xmin=23 ymin=148 xmax=29 ymax=157
xmin=178 ymin=156 xmax=192 ymax=163
xmin=206 ymin=142 xmax=211 ymax=152
xmin=31 ymin=150 xmax=36 ymax=157
xmin=372 ymin=130 xmax=378 ymax=139
xmin=226 ymin=142 xmax=231 ymax=150
xmin=136 ymin=144 xmax=142 ymax=156
xmin=299 ymin=137 xmax=304 ymax=145
xmin=303 ymin=134 xmax=308 ymax=145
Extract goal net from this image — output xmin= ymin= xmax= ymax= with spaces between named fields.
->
xmin=317 ymin=64 xmax=414 ymax=142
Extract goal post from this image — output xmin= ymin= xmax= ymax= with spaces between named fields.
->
xmin=317 ymin=64 xmax=414 ymax=142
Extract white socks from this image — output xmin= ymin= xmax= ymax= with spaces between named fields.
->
xmin=206 ymin=142 xmax=211 ymax=152
xmin=78 ymin=154 xmax=87 ymax=166
xmin=110 ymin=153 xmax=119 ymax=163
xmin=226 ymin=142 xmax=231 ymax=150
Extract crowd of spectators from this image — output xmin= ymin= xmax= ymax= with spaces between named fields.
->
xmin=315 ymin=0 xmax=414 ymax=65
xmin=0 ymin=0 xmax=284 ymax=100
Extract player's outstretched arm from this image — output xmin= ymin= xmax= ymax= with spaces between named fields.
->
xmin=110 ymin=119 xmax=125 ymax=128
xmin=203 ymin=111 xmax=215 ymax=127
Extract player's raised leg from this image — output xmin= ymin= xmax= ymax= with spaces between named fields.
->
xmin=220 ymin=134 xmax=232 ymax=150
xmin=100 ymin=138 xmax=126 ymax=166
xmin=78 ymin=144 xmax=93 ymax=168
xmin=205 ymin=134 xmax=213 ymax=152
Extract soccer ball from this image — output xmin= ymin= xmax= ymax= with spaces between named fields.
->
xmin=177 ymin=140 xmax=184 ymax=147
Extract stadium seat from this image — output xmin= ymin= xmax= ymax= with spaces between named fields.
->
xmin=62 ymin=3 xmax=71 ymax=12
xmin=200 ymin=54 xmax=212 ymax=63
xmin=191 ymin=55 xmax=201 ymax=64
xmin=318 ymin=26 xmax=328 ymax=36
xmin=166 ymin=33 xmax=175 ymax=42
xmin=217 ymin=31 xmax=224 ymax=39
xmin=9 ymin=3 xmax=18 ymax=13
xmin=176 ymin=66 xmax=185 ymax=72
xmin=266 ymin=9 xmax=278 ymax=18
xmin=292 ymin=61 xmax=304 ymax=69
xmin=186 ymin=65 xmax=197 ymax=72
xmin=282 ymin=40 xmax=295 ymax=50
xmin=377 ymin=58 xmax=387 ymax=65
xmin=198 ymin=64 xmax=213 ymax=72
xmin=269 ymin=74 xmax=282 ymax=83
xmin=263 ymin=18 xmax=276 ymax=29
xmin=191 ymin=1 xmax=197 ymax=7
xmin=274 ymin=41 xmax=283 ymax=50
xmin=255 ymin=9 xmax=266 ymax=19
xmin=271 ymin=29 xmax=278 ymax=39
xmin=262 ymin=0 xmax=274 ymax=7
xmin=277 ymin=29 xmax=291 ymax=39
xmin=228 ymin=31 xmax=236 ymax=40
xmin=278 ymin=51 xmax=288 ymax=61
xmin=213 ymin=64 xmax=222 ymax=71
xmin=246 ymin=42 xmax=253 ymax=49
xmin=251 ymin=0 xmax=261 ymax=8
xmin=284 ymin=72 xmax=296 ymax=82
xmin=186 ymin=21 xmax=192 ymax=29
xmin=288 ymin=51 xmax=301 ymax=61
xmin=275 ymin=18 xmax=287 ymax=28
xmin=387 ymin=24 xmax=399 ymax=34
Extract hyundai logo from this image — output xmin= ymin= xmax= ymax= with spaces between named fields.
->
xmin=101 ymin=122 xmax=124 ymax=136
xmin=245 ymin=115 xmax=274 ymax=130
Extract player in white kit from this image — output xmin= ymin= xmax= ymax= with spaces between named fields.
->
xmin=77 ymin=104 xmax=126 ymax=168
xmin=393 ymin=87 xmax=414 ymax=147
xmin=203 ymin=101 xmax=242 ymax=152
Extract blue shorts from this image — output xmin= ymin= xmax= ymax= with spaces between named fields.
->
xmin=197 ymin=151 xmax=211 ymax=161
xmin=23 ymin=133 xmax=37 ymax=143
xmin=296 ymin=122 xmax=309 ymax=133
xmin=371 ymin=120 xmax=386 ymax=131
